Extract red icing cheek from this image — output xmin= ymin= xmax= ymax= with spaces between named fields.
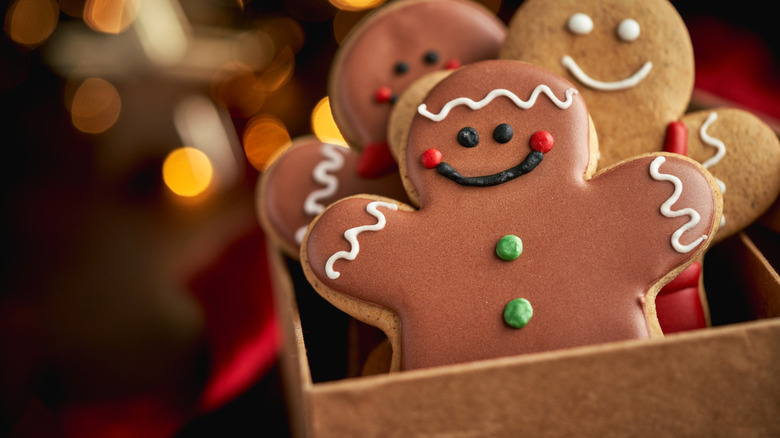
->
xmin=421 ymin=148 xmax=442 ymax=169
xmin=374 ymin=86 xmax=393 ymax=104
xmin=444 ymin=58 xmax=461 ymax=70
xmin=530 ymin=131 xmax=554 ymax=153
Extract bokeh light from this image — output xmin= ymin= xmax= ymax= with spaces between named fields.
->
xmin=329 ymin=0 xmax=386 ymax=12
xmin=4 ymin=0 xmax=59 ymax=48
xmin=162 ymin=147 xmax=214 ymax=197
xmin=261 ymin=16 xmax=305 ymax=55
xmin=83 ymin=0 xmax=140 ymax=34
xmin=212 ymin=62 xmax=268 ymax=118
xmin=311 ymin=96 xmax=347 ymax=146
xmin=243 ymin=115 xmax=291 ymax=171
xmin=70 ymin=77 xmax=122 ymax=134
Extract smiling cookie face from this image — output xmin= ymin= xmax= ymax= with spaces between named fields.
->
xmin=405 ymin=60 xmax=593 ymax=206
xmin=329 ymin=0 xmax=506 ymax=151
xmin=500 ymin=0 xmax=694 ymax=167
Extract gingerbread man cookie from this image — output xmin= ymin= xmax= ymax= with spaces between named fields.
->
xmin=500 ymin=0 xmax=780 ymax=333
xmin=302 ymin=60 xmax=722 ymax=371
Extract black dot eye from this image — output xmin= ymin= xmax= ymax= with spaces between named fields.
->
xmin=423 ymin=50 xmax=439 ymax=64
xmin=457 ymin=127 xmax=479 ymax=148
xmin=394 ymin=61 xmax=409 ymax=75
xmin=493 ymin=123 xmax=513 ymax=144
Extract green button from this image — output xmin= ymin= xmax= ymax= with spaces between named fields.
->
xmin=496 ymin=234 xmax=523 ymax=261
xmin=504 ymin=298 xmax=533 ymax=329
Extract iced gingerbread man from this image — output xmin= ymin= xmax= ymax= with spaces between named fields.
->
xmin=301 ymin=60 xmax=722 ymax=371
xmin=500 ymin=0 xmax=780 ymax=332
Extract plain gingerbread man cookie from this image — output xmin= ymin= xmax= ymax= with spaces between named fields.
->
xmin=500 ymin=0 xmax=780 ymax=333
xmin=302 ymin=60 xmax=722 ymax=371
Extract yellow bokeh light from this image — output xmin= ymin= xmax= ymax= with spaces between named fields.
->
xmin=311 ymin=96 xmax=347 ymax=147
xmin=162 ymin=147 xmax=214 ymax=197
xmin=83 ymin=0 xmax=140 ymax=34
xmin=4 ymin=0 xmax=58 ymax=47
xmin=329 ymin=0 xmax=386 ymax=12
xmin=70 ymin=77 xmax=121 ymax=134
xmin=243 ymin=115 xmax=291 ymax=171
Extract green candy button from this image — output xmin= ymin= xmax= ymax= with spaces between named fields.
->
xmin=504 ymin=298 xmax=533 ymax=329
xmin=496 ymin=234 xmax=523 ymax=261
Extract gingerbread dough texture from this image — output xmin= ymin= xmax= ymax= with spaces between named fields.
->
xmin=302 ymin=60 xmax=721 ymax=371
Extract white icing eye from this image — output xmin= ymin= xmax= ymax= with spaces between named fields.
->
xmin=567 ymin=13 xmax=593 ymax=35
xmin=617 ymin=18 xmax=640 ymax=42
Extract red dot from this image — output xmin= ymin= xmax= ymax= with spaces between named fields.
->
xmin=444 ymin=58 xmax=461 ymax=70
xmin=374 ymin=86 xmax=392 ymax=103
xmin=421 ymin=148 xmax=442 ymax=169
xmin=530 ymin=131 xmax=554 ymax=153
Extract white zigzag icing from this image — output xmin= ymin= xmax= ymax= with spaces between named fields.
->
xmin=649 ymin=156 xmax=708 ymax=253
xmin=417 ymin=85 xmax=578 ymax=122
xmin=325 ymin=201 xmax=398 ymax=279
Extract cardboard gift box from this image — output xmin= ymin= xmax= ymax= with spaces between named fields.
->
xmin=267 ymin=227 xmax=780 ymax=437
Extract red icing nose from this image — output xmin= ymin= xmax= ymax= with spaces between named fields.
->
xmin=530 ymin=131 xmax=554 ymax=153
xmin=444 ymin=58 xmax=461 ymax=70
xmin=374 ymin=86 xmax=393 ymax=104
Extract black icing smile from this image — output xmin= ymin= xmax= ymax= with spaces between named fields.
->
xmin=436 ymin=150 xmax=544 ymax=187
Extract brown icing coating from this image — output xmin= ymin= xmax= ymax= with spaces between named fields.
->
xmin=258 ymin=137 xmax=408 ymax=258
xmin=500 ymin=0 xmax=694 ymax=168
xmin=303 ymin=60 xmax=721 ymax=371
xmin=329 ymin=0 xmax=506 ymax=151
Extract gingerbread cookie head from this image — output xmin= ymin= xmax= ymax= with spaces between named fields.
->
xmin=500 ymin=0 xmax=693 ymax=168
xmin=404 ymin=60 xmax=595 ymax=206
xmin=329 ymin=0 xmax=506 ymax=152
xmin=302 ymin=60 xmax=721 ymax=371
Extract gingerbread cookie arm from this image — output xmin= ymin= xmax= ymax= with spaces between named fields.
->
xmin=593 ymin=153 xmax=720 ymax=276
xmin=681 ymin=108 xmax=780 ymax=243
xmin=258 ymin=137 xmax=408 ymax=259
xmin=301 ymin=195 xmax=415 ymax=371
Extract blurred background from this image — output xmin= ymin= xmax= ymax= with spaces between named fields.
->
xmin=0 ymin=0 xmax=777 ymax=437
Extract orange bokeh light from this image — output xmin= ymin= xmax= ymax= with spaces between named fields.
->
xmin=83 ymin=0 xmax=140 ymax=34
xmin=162 ymin=147 xmax=214 ymax=198
xmin=4 ymin=0 xmax=58 ymax=48
xmin=243 ymin=115 xmax=291 ymax=172
xmin=70 ymin=77 xmax=122 ymax=134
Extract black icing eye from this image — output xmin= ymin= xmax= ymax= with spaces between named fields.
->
xmin=457 ymin=127 xmax=479 ymax=148
xmin=394 ymin=61 xmax=409 ymax=75
xmin=493 ymin=123 xmax=513 ymax=144
xmin=423 ymin=50 xmax=439 ymax=64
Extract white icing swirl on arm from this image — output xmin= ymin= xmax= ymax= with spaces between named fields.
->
xmin=561 ymin=55 xmax=652 ymax=91
xmin=417 ymin=85 xmax=578 ymax=122
xmin=295 ymin=144 xmax=347 ymax=244
xmin=699 ymin=112 xmax=726 ymax=226
xmin=649 ymin=156 xmax=708 ymax=253
xmin=325 ymin=201 xmax=398 ymax=279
